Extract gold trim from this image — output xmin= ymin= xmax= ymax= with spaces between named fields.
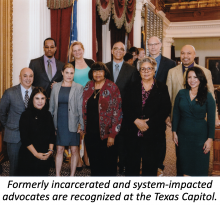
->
xmin=0 ymin=0 xmax=13 ymax=97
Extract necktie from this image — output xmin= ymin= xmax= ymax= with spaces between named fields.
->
xmin=183 ymin=67 xmax=188 ymax=82
xmin=114 ymin=64 xmax=119 ymax=83
xmin=24 ymin=90 xmax=29 ymax=108
xmin=47 ymin=59 xmax=52 ymax=81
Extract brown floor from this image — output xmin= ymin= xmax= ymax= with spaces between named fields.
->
xmin=163 ymin=126 xmax=176 ymax=176
xmin=0 ymin=126 xmax=177 ymax=176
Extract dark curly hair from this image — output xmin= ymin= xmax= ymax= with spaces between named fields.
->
xmin=28 ymin=87 xmax=49 ymax=110
xmin=88 ymin=62 xmax=111 ymax=80
xmin=185 ymin=66 xmax=208 ymax=106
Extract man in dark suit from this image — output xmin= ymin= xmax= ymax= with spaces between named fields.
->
xmin=106 ymin=42 xmax=139 ymax=175
xmin=29 ymin=38 xmax=64 ymax=97
xmin=0 ymin=68 xmax=34 ymax=176
xmin=148 ymin=36 xmax=176 ymax=175
xmin=148 ymin=36 xmax=176 ymax=84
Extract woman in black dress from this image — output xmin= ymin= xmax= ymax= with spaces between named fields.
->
xmin=19 ymin=87 xmax=55 ymax=176
xmin=49 ymin=63 xmax=84 ymax=176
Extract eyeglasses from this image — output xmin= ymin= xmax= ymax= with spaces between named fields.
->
xmin=148 ymin=43 xmax=160 ymax=47
xmin=113 ymin=47 xmax=125 ymax=52
xmin=140 ymin=67 xmax=154 ymax=72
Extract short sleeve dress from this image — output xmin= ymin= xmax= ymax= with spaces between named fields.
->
xmin=172 ymin=89 xmax=215 ymax=176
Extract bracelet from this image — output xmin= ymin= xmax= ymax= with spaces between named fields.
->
xmin=48 ymin=149 xmax=54 ymax=153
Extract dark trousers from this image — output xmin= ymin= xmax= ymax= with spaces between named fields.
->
xmin=85 ymin=133 xmax=117 ymax=176
xmin=126 ymin=137 xmax=158 ymax=176
xmin=7 ymin=141 xmax=22 ymax=176
xmin=157 ymin=137 xmax=166 ymax=170
xmin=115 ymin=133 xmax=126 ymax=169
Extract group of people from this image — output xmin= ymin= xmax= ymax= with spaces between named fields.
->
xmin=0 ymin=36 xmax=218 ymax=177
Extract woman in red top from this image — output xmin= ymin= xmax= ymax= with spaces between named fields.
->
xmin=82 ymin=62 xmax=122 ymax=176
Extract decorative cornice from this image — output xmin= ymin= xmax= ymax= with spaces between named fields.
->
xmin=165 ymin=20 xmax=220 ymax=38
xmin=168 ymin=20 xmax=220 ymax=30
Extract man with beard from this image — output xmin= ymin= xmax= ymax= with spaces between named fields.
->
xmin=29 ymin=38 xmax=64 ymax=96
xmin=166 ymin=44 xmax=220 ymax=175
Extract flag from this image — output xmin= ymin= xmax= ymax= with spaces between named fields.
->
xmin=69 ymin=0 xmax=77 ymax=46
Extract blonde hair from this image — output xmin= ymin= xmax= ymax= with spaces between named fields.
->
xmin=62 ymin=63 xmax=75 ymax=72
xmin=68 ymin=41 xmax=85 ymax=62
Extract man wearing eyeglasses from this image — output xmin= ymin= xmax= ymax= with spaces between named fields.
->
xmin=106 ymin=41 xmax=139 ymax=175
xmin=29 ymin=38 xmax=64 ymax=96
xmin=148 ymin=36 xmax=176 ymax=84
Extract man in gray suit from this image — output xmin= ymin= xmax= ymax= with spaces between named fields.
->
xmin=0 ymin=68 xmax=34 ymax=176
xmin=106 ymin=42 xmax=139 ymax=175
xmin=29 ymin=38 xmax=64 ymax=97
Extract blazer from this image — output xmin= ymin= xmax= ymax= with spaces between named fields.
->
xmin=49 ymin=81 xmax=84 ymax=132
xmin=155 ymin=55 xmax=176 ymax=84
xmin=105 ymin=61 xmax=139 ymax=102
xmin=82 ymin=79 xmax=122 ymax=140
xmin=124 ymin=80 xmax=171 ymax=140
xmin=29 ymin=55 xmax=64 ymax=96
xmin=0 ymin=84 xmax=34 ymax=143
xmin=70 ymin=58 xmax=94 ymax=69
xmin=166 ymin=63 xmax=216 ymax=118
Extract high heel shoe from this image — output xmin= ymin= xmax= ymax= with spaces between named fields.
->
xmin=76 ymin=167 xmax=83 ymax=171
xmin=82 ymin=156 xmax=90 ymax=169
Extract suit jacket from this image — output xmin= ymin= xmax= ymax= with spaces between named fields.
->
xmin=0 ymin=84 xmax=34 ymax=143
xmin=166 ymin=63 xmax=216 ymax=118
xmin=156 ymin=55 xmax=176 ymax=84
xmin=49 ymin=81 xmax=84 ymax=132
xmin=29 ymin=55 xmax=64 ymax=97
xmin=105 ymin=61 xmax=139 ymax=102
xmin=124 ymin=80 xmax=171 ymax=140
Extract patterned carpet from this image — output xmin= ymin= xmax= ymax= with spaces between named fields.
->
xmin=0 ymin=127 xmax=177 ymax=176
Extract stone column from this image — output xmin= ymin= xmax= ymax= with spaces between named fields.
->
xmin=77 ymin=0 xmax=93 ymax=59
xmin=102 ymin=17 xmax=111 ymax=63
xmin=133 ymin=0 xmax=143 ymax=48
xmin=29 ymin=0 xmax=51 ymax=60
xmin=162 ymin=37 xmax=174 ymax=59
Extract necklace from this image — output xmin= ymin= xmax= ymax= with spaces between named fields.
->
xmin=94 ymin=89 xmax=101 ymax=99
xmin=190 ymin=90 xmax=197 ymax=98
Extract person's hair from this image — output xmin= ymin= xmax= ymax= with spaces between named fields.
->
xmin=68 ymin=41 xmax=85 ymax=62
xmin=139 ymin=57 xmax=157 ymax=71
xmin=44 ymin=38 xmax=56 ymax=47
xmin=112 ymin=41 xmax=125 ymax=50
xmin=129 ymin=47 xmax=139 ymax=55
xmin=62 ymin=63 xmax=75 ymax=72
xmin=138 ymin=48 xmax=145 ymax=52
xmin=28 ymin=87 xmax=49 ymax=110
xmin=88 ymin=62 xmax=111 ymax=80
xmin=147 ymin=36 xmax=161 ymax=44
xmin=123 ymin=53 xmax=133 ymax=62
xmin=185 ymin=66 xmax=208 ymax=106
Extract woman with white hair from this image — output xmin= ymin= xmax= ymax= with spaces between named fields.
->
xmin=124 ymin=57 xmax=171 ymax=176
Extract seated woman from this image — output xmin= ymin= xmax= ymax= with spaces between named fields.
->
xmin=124 ymin=57 xmax=171 ymax=176
xmin=82 ymin=62 xmax=122 ymax=176
xmin=19 ymin=87 xmax=55 ymax=176
xmin=49 ymin=63 xmax=83 ymax=176
xmin=172 ymin=66 xmax=215 ymax=176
